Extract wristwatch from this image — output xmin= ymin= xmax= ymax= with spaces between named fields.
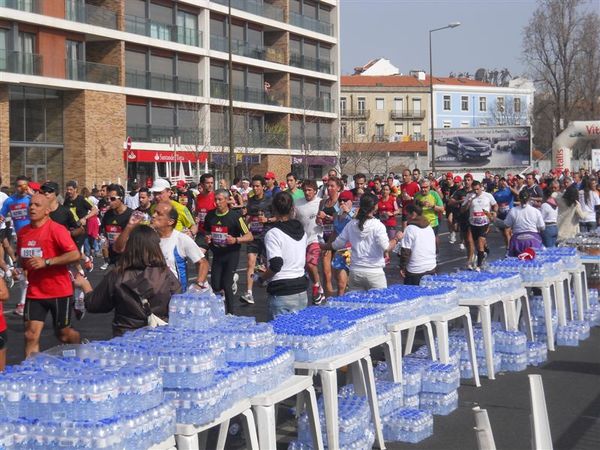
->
xmin=44 ymin=259 xmax=51 ymax=267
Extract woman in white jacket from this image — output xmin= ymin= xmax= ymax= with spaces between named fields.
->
xmin=322 ymin=194 xmax=399 ymax=291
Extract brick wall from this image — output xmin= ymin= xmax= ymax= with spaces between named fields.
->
xmin=264 ymin=30 xmax=288 ymax=65
xmin=0 ymin=86 xmax=9 ymax=185
xmin=86 ymin=40 xmax=125 ymax=86
xmin=88 ymin=0 xmax=125 ymax=30
xmin=251 ymin=154 xmax=291 ymax=181
xmin=63 ymin=90 xmax=126 ymax=188
xmin=269 ymin=0 xmax=288 ymax=21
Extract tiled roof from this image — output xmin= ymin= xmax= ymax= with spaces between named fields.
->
xmin=341 ymin=75 xmax=493 ymax=88
xmin=341 ymin=140 xmax=427 ymax=153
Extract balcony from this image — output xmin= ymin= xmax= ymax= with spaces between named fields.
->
xmin=289 ymin=11 xmax=334 ymax=36
xmin=341 ymin=109 xmax=369 ymax=119
xmin=291 ymin=95 xmax=334 ymax=113
xmin=125 ymin=15 xmax=202 ymax=46
xmin=127 ymin=125 xmax=202 ymax=145
xmin=210 ymin=35 xmax=285 ymax=64
xmin=65 ymin=1 xmax=117 ymax=29
xmin=389 ymin=109 xmax=426 ymax=120
xmin=0 ymin=0 xmax=40 ymax=13
xmin=66 ymin=59 xmax=119 ymax=84
xmin=291 ymin=135 xmax=333 ymax=151
xmin=125 ymin=70 xmax=202 ymax=95
xmin=372 ymin=134 xmax=389 ymax=142
xmin=211 ymin=80 xmax=284 ymax=106
xmin=0 ymin=50 xmax=42 ymax=75
xmin=210 ymin=130 xmax=288 ymax=148
xmin=289 ymin=53 xmax=334 ymax=74
xmin=212 ymin=0 xmax=284 ymax=23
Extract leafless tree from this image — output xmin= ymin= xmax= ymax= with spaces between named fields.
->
xmin=487 ymin=96 xmax=527 ymax=126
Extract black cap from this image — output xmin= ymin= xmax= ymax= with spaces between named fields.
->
xmin=41 ymin=181 xmax=60 ymax=193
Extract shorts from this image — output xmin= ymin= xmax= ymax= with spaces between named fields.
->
xmin=432 ymin=225 xmax=439 ymax=235
xmin=24 ymin=297 xmax=73 ymax=330
xmin=0 ymin=226 xmax=12 ymax=241
xmin=470 ymin=224 xmax=489 ymax=241
xmin=247 ymin=239 xmax=265 ymax=255
xmin=306 ymin=242 xmax=321 ymax=266
xmin=0 ymin=330 xmax=6 ymax=350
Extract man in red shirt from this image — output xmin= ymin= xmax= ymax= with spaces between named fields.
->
xmin=17 ymin=194 xmax=81 ymax=356
xmin=195 ymin=173 xmax=216 ymax=250
xmin=400 ymin=168 xmax=420 ymax=228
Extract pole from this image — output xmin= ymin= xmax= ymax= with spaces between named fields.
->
xmin=429 ymin=29 xmax=435 ymax=175
xmin=227 ymin=0 xmax=235 ymax=184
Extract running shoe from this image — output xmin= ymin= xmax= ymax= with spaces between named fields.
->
xmin=13 ymin=303 xmax=24 ymax=316
xmin=449 ymin=231 xmax=456 ymax=244
xmin=84 ymin=256 xmax=94 ymax=272
xmin=240 ymin=291 xmax=255 ymax=305
xmin=100 ymin=262 xmax=109 ymax=270
xmin=459 ymin=243 xmax=466 ymax=251
xmin=313 ymin=293 xmax=326 ymax=305
xmin=232 ymin=273 xmax=239 ymax=295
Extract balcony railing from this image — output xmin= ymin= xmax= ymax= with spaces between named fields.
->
xmin=212 ymin=0 xmax=284 ymax=23
xmin=65 ymin=1 xmax=117 ymax=29
xmin=289 ymin=11 xmax=334 ymax=36
xmin=210 ymin=130 xmax=288 ymax=148
xmin=291 ymin=95 xmax=334 ymax=113
xmin=291 ymin=135 xmax=333 ymax=151
xmin=341 ymin=109 xmax=370 ymax=119
xmin=211 ymin=80 xmax=284 ymax=106
xmin=0 ymin=50 xmax=42 ymax=75
xmin=127 ymin=125 xmax=202 ymax=145
xmin=125 ymin=14 xmax=202 ymax=46
xmin=210 ymin=35 xmax=285 ymax=64
xmin=66 ymin=59 xmax=119 ymax=84
xmin=126 ymin=70 xmax=202 ymax=96
xmin=389 ymin=109 xmax=426 ymax=120
xmin=372 ymin=134 xmax=389 ymax=142
xmin=0 ymin=0 xmax=41 ymax=13
xmin=289 ymin=52 xmax=334 ymax=74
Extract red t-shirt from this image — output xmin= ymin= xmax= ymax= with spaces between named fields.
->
xmin=378 ymin=197 xmax=398 ymax=227
xmin=17 ymin=219 xmax=78 ymax=299
xmin=400 ymin=182 xmax=420 ymax=208
xmin=0 ymin=302 xmax=6 ymax=332
xmin=195 ymin=192 xmax=216 ymax=229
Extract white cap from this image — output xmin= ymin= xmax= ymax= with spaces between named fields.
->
xmin=150 ymin=178 xmax=171 ymax=192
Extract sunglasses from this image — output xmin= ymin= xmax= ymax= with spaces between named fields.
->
xmin=338 ymin=198 xmax=351 ymax=203
xmin=41 ymin=187 xmax=55 ymax=194
xmin=109 ymin=196 xmax=121 ymax=201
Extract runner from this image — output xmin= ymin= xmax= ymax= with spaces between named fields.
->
xmin=286 ymin=173 xmax=305 ymax=202
xmin=241 ymin=175 xmax=275 ymax=305
xmin=63 ymin=180 xmax=98 ymax=249
xmin=414 ymin=179 xmax=445 ymax=235
xmin=493 ymin=177 xmax=515 ymax=248
xmin=96 ymin=185 xmax=112 ymax=270
xmin=462 ymin=180 xmax=498 ymax=270
xmin=0 ymin=275 xmax=7 ymax=370
xmin=316 ymin=176 xmax=341 ymax=298
xmin=0 ymin=178 xmax=14 ymax=288
xmin=41 ymin=182 xmax=83 ymax=244
xmin=150 ymin=178 xmax=195 ymax=233
xmin=204 ymin=189 xmax=253 ymax=313
xmin=377 ymin=184 xmax=400 ymax=239
xmin=194 ymin=174 xmax=216 ymax=249
xmin=448 ymin=176 xmax=470 ymax=251
xmin=523 ymin=173 xmax=544 ymax=207
xmin=264 ymin=172 xmax=281 ymax=198
xmin=442 ymin=175 xmax=460 ymax=244
xmin=136 ymin=187 xmax=152 ymax=218
xmin=400 ymin=169 xmax=420 ymax=229
xmin=101 ymin=184 xmax=133 ymax=265
xmin=124 ymin=182 xmax=140 ymax=210
xmin=17 ymin=193 xmax=81 ymax=357
xmin=350 ymin=173 xmax=367 ymax=208
xmin=294 ymin=179 xmax=325 ymax=304
xmin=329 ymin=190 xmax=356 ymax=296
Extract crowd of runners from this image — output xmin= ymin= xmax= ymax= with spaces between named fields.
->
xmin=0 ymin=166 xmax=598 ymax=368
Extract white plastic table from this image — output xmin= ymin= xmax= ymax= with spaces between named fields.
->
xmin=566 ymin=264 xmax=588 ymax=320
xmin=175 ymin=399 xmax=259 ymax=450
xmin=250 ymin=375 xmax=323 ymax=450
xmin=149 ymin=436 xmax=176 ymax=450
xmin=294 ymin=347 xmax=386 ymax=450
xmin=361 ymin=333 xmax=398 ymax=382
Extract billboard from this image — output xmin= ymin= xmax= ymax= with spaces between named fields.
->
xmin=432 ymin=126 xmax=531 ymax=170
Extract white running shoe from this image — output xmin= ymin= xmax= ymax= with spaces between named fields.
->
xmin=449 ymin=231 xmax=456 ymax=244
xmin=240 ymin=291 xmax=255 ymax=305
xmin=459 ymin=243 xmax=466 ymax=251
xmin=232 ymin=273 xmax=239 ymax=295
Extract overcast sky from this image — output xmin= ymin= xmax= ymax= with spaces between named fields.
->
xmin=340 ymin=0 xmax=544 ymax=78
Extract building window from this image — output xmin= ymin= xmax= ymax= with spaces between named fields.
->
xmin=394 ymin=123 xmax=403 ymax=136
xmin=357 ymin=97 xmax=366 ymax=113
xmin=340 ymin=97 xmax=346 ymax=115
xmin=375 ymin=123 xmax=385 ymax=140
xmin=375 ymin=98 xmax=384 ymax=110
xmin=443 ymin=95 xmax=451 ymax=111
xmin=479 ymin=120 xmax=488 ymax=126
xmin=358 ymin=122 xmax=366 ymax=135
xmin=394 ymin=97 xmax=403 ymax=112
xmin=413 ymin=123 xmax=422 ymax=140
xmin=497 ymin=97 xmax=505 ymax=112
xmin=514 ymin=97 xmax=521 ymax=113
xmin=443 ymin=120 xmax=451 ymax=128
xmin=479 ymin=96 xmax=487 ymax=112
xmin=461 ymin=96 xmax=469 ymax=111
xmin=460 ymin=121 xmax=469 ymax=128
xmin=341 ymin=122 xmax=347 ymax=139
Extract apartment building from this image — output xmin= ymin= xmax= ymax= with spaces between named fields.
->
xmin=0 ymin=0 xmax=339 ymax=188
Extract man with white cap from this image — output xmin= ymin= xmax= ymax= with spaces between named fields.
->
xmin=149 ymin=179 xmax=195 ymax=234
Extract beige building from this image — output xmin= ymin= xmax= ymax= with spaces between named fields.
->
xmin=0 ymin=0 xmax=340 ymax=188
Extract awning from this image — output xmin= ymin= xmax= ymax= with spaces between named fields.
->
xmin=124 ymin=149 xmax=208 ymax=163
xmin=292 ymin=156 xmax=337 ymax=166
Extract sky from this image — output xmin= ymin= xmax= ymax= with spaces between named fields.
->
xmin=340 ymin=0 xmax=542 ymax=78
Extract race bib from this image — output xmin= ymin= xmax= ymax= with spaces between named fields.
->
xmin=197 ymin=210 xmax=207 ymax=225
xmin=249 ymin=217 xmax=263 ymax=234
xmin=322 ymin=222 xmax=334 ymax=239
xmin=20 ymin=247 xmax=42 ymax=258
xmin=211 ymin=225 xmax=228 ymax=247
xmin=10 ymin=203 xmax=28 ymax=220
xmin=472 ymin=211 xmax=488 ymax=225
xmin=498 ymin=203 xmax=510 ymax=213
xmin=105 ymin=224 xmax=122 ymax=245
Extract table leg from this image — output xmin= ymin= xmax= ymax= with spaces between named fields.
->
xmin=542 ymin=285 xmax=555 ymax=351
xmin=252 ymin=405 xmax=277 ymax=450
xmin=360 ymin=356 xmax=386 ymax=449
xmin=504 ymin=297 xmax=518 ymax=331
xmin=389 ymin=330 xmax=403 ymax=384
xmin=572 ymin=270 xmax=584 ymax=320
xmin=581 ymin=268 xmax=589 ymax=310
xmin=305 ymin=385 xmax=325 ymax=450
xmin=405 ymin=326 xmax=416 ymax=355
xmin=479 ymin=305 xmax=495 ymax=380
xmin=215 ymin=418 xmax=230 ymax=450
xmin=553 ymin=280 xmax=567 ymax=327
xmin=382 ymin=341 xmax=398 ymax=382
xmin=462 ymin=312 xmax=481 ymax=387
xmin=424 ymin=323 xmax=437 ymax=360
xmin=319 ymin=369 xmax=340 ymax=450
xmin=521 ymin=293 xmax=534 ymax=341
xmin=433 ymin=320 xmax=449 ymax=364
xmin=175 ymin=434 xmax=199 ymax=450
xmin=241 ymin=409 xmax=260 ymax=450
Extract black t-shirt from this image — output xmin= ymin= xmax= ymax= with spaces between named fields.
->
xmin=245 ymin=195 xmax=272 ymax=238
xmin=97 ymin=198 xmax=109 ymax=219
xmin=451 ymin=188 xmax=469 ymax=222
xmin=64 ymin=195 xmax=92 ymax=221
xmin=204 ymin=209 xmax=249 ymax=254
xmin=101 ymin=207 xmax=133 ymax=263
xmin=50 ymin=205 xmax=79 ymax=245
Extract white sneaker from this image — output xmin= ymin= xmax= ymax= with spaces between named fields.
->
xmin=449 ymin=231 xmax=456 ymax=244
xmin=240 ymin=291 xmax=254 ymax=305
xmin=232 ymin=273 xmax=239 ymax=295
xmin=100 ymin=262 xmax=109 ymax=270
xmin=459 ymin=243 xmax=466 ymax=251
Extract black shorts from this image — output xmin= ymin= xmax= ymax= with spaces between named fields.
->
xmin=0 ymin=330 xmax=7 ymax=350
xmin=247 ymin=239 xmax=265 ymax=255
xmin=470 ymin=224 xmax=489 ymax=241
xmin=0 ymin=226 xmax=12 ymax=241
xmin=24 ymin=297 xmax=73 ymax=330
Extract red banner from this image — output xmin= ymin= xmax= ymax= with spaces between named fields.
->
xmin=124 ymin=149 xmax=207 ymax=163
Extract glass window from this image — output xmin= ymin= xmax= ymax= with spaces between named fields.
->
xmin=340 ymin=122 xmax=347 ymax=138
xmin=443 ymin=95 xmax=451 ymax=111
xmin=412 ymin=98 xmax=421 ymax=113
xmin=318 ymin=45 xmax=330 ymax=61
xmin=291 ymin=79 xmax=302 ymax=96
xmin=305 ymin=121 xmax=317 ymax=138
xmin=460 ymin=121 xmax=469 ymax=128
xmin=231 ymin=23 xmax=244 ymax=42
xmin=303 ymin=41 xmax=317 ymax=59
xmin=178 ymin=107 xmax=199 ymax=129
xmin=178 ymin=60 xmax=198 ymax=79
xmin=340 ymin=97 xmax=346 ymax=114
xmin=126 ymin=0 xmax=145 ymax=17
xmin=9 ymin=147 xmax=24 ymax=183
xmin=127 ymin=103 xmax=147 ymax=125
xmin=210 ymin=63 xmax=225 ymax=82
xmin=46 ymin=148 xmax=63 ymax=187
xmin=319 ymin=121 xmax=332 ymax=138
xmin=0 ymin=29 xmax=7 ymax=71
xmin=357 ymin=97 xmax=366 ymax=112
xmin=151 ymin=104 xmax=174 ymax=127
xmin=479 ymin=96 xmax=487 ymax=112
xmin=290 ymin=0 xmax=301 ymax=14
xmin=9 ymin=88 xmax=25 ymax=142
xmin=394 ymin=123 xmax=403 ymax=135
xmin=232 ymin=68 xmax=244 ymax=87
xmin=319 ymin=5 xmax=331 ymax=23
xmin=290 ymin=37 xmax=301 ymax=54
xmin=177 ymin=10 xmax=197 ymax=31
xmin=25 ymin=87 xmax=45 ymax=142
xmin=246 ymin=71 xmax=262 ymax=89
xmin=150 ymin=54 xmax=172 ymax=75
xmin=291 ymin=119 xmax=302 ymax=136
xmin=247 ymin=26 xmax=262 ymax=47
xmin=210 ymin=17 xmax=225 ymax=37
xmin=461 ymin=96 xmax=469 ymax=111
xmin=149 ymin=2 xmax=172 ymax=24
xmin=304 ymin=81 xmax=318 ymax=98
xmin=514 ymin=97 xmax=521 ymax=113
xmin=358 ymin=122 xmax=366 ymax=135
xmin=125 ymin=49 xmax=146 ymax=71
xmin=443 ymin=121 xmax=451 ymax=128
xmin=303 ymin=1 xmax=317 ymax=19
xmin=497 ymin=97 xmax=505 ymax=112
xmin=45 ymin=90 xmax=63 ymax=143
xmin=376 ymin=98 xmax=384 ymax=110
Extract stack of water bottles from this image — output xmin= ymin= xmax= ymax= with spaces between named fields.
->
xmin=494 ymin=330 xmax=528 ymax=372
xmin=421 ymin=271 xmax=521 ymax=301
xmin=528 ymin=295 xmax=559 ymax=345
xmin=585 ymin=289 xmax=600 ymax=325
xmin=527 ymin=341 xmax=548 ymax=366
xmin=450 ymin=324 xmax=502 ymax=379
xmin=487 ymin=257 xmax=559 ymax=283
xmin=0 ymin=351 xmax=174 ymax=450
xmin=537 ymin=247 xmax=580 ymax=270
xmin=419 ymin=363 xmax=460 ymax=416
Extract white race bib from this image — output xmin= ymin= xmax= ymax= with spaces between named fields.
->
xmin=20 ymin=247 xmax=42 ymax=258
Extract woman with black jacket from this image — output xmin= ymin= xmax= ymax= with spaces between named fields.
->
xmin=74 ymin=224 xmax=180 ymax=336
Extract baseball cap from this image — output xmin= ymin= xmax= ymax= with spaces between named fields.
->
xmin=41 ymin=181 xmax=59 ymax=193
xmin=453 ymin=176 xmax=462 ymax=183
xmin=150 ymin=178 xmax=171 ymax=192
xmin=29 ymin=182 xmax=40 ymax=192
xmin=265 ymin=171 xmax=276 ymax=180
xmin=176 ymin=180 xmax=186 ymax=189
xmin=338 ymin=190 xmax=354 ymax=202
xmin=446 ymin=172 xmax=453 ymax=179
xmin=464 ymin=173 xmax=473 ymax=180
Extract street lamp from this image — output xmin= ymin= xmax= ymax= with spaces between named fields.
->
xmin=429 ymin=22 xmax=460 ymax=174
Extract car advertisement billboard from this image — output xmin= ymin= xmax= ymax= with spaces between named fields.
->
xmin=432 ymin=126 xmax=531 ymax=170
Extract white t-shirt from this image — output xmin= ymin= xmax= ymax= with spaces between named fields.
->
xmin=264 ymin=227 xmax=307 ymax=283
xmin=540 ymin=202 xmax=558 ymax=224
xmin=0 ymin=192 xmax=7 ymax=230
xmin=294 ymin=197 xmax=322 ymax=245
xmin=504 ymin=204 xmax=545 ymax=234
xmin=464 ymin=192 xmax=497 ymax=226
xmin=579 ymin=190 xmax=600 ymax=223
xmin=332 ymin=218 xmax=389 ymax=272
xmin=124 ymin=192 xmax=139 ymax=210
xmin=160 ymin=229 xmax=204 ymax=287
xmin=400 ymin=223 xmax=436 ymax=274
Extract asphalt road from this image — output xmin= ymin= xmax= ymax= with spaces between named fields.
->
xmin=3 ymin=225 xmax=600 ymax=450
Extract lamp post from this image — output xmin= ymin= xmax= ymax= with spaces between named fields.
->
xmin=429 ymin=22 xmax=460 ymax=175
